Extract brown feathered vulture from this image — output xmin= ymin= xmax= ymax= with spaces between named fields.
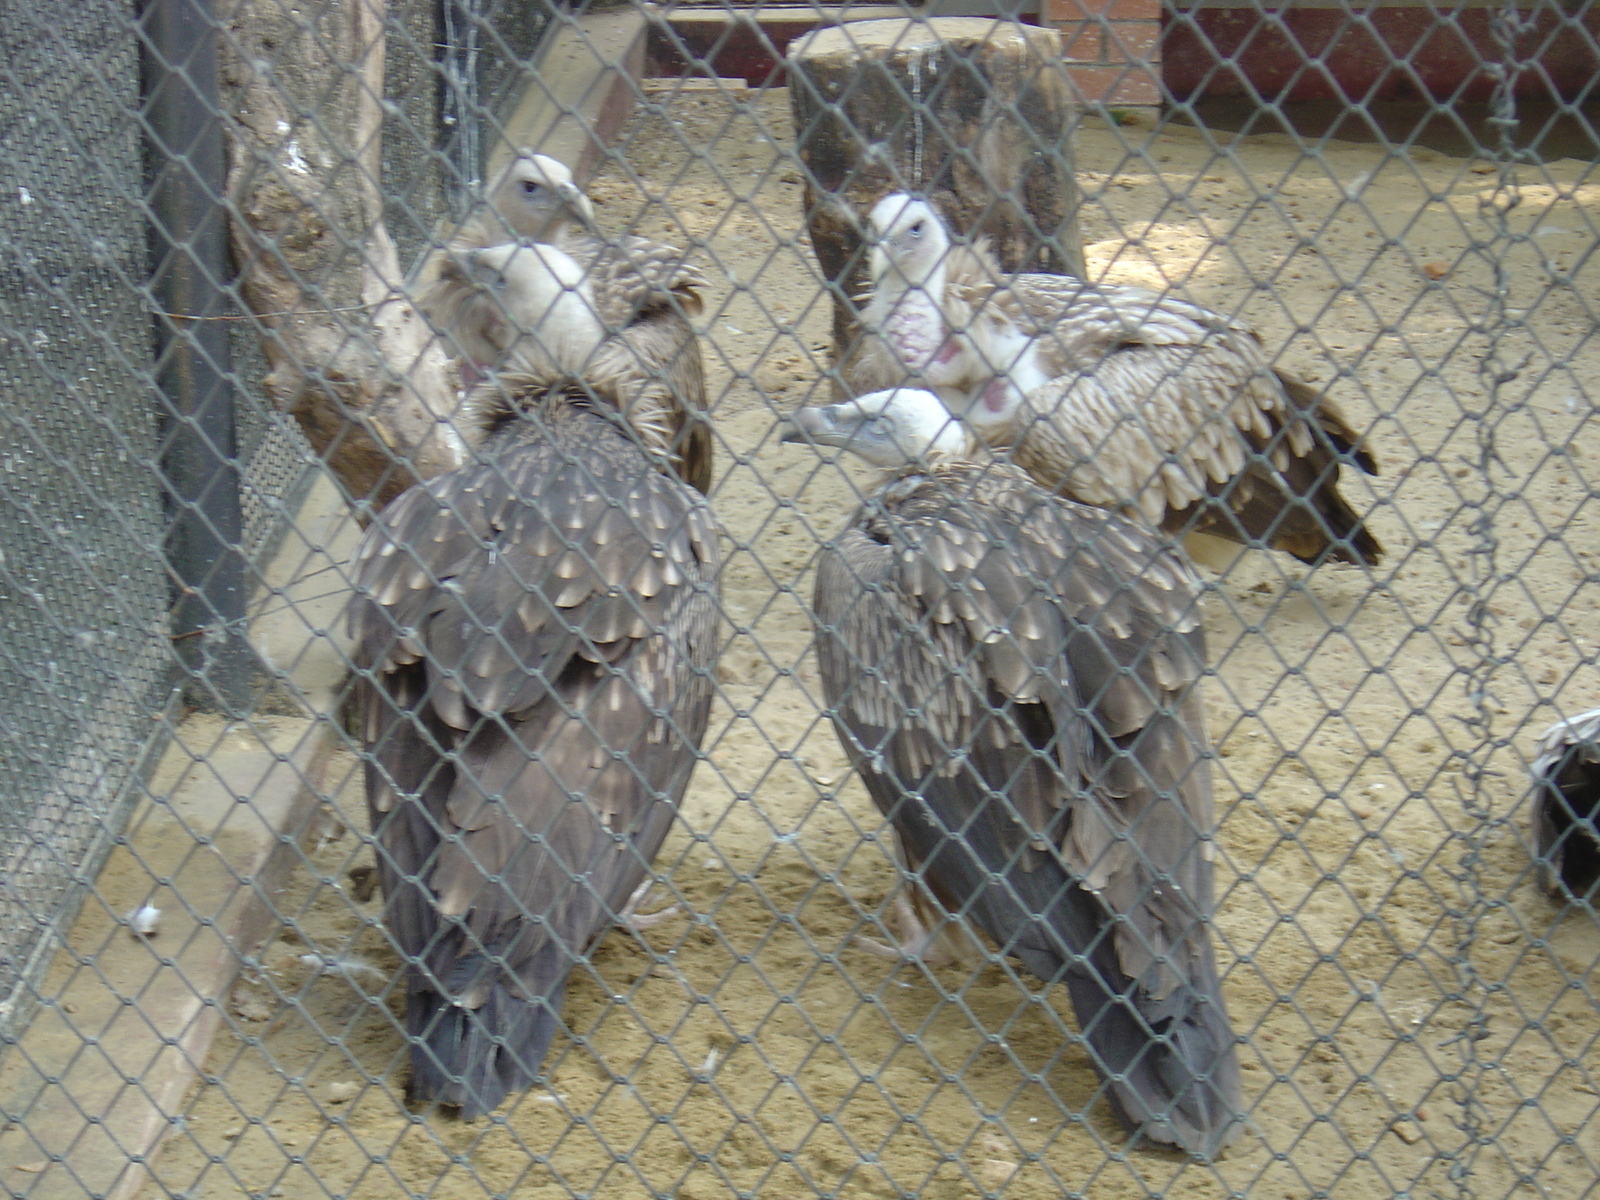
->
xmin=1530 ymin=707 xmax=1600 ymax=900
xmin=781 ymin=387 xmax=1243 ymax=1157
xmin=418 ymin=150 xmax=714 ymax=494
xmin=348 ymin=244 xmax=721 ymax=1117
xmin=853 ymin=194 xmax=1382 ymax=567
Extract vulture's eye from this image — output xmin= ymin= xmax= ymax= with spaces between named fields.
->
xmin=908 ymin=221 xmax=925 ymax=238
xmin=521 ymin=180 xmax=542 ymax=195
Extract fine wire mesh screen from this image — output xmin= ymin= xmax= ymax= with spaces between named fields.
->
xmin=0 ymin=0 xmax=319 ymax=1040
xmin=0 ymin=0 xmax=171 ymax=1025
xmin=0 ymin=0 xmax=1598 ymax=1197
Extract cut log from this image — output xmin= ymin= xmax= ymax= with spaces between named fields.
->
xmin=788 ymin=17 xmax=1085 ymax=375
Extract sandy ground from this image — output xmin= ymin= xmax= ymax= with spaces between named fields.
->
xmin=146 ymin=85 xmax=1600 ymax=1197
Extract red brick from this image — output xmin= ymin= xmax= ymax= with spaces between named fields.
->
xmin=1043 ymin=0 xmax=1159 ymax=23
xmin=1103 ymin=0 xmax=1161 ymax=21
xmin=1055 ymin=22 xmax=1106 ymax=62
xmin=1043 ymin=0 xmax=1158 ymax=28
xmin=1105 ymin=72 xmax=1162 ymax=104
xmin=1064 ymin=63 xmax=1162 ymax=105
xmin=1042 ymin=0 xmax=1094 ymax=23
xmin=1105 ymin=20 xmax=1161 ymax=62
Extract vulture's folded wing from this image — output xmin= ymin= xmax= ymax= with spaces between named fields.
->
xmin=347 ymin=425 xmax=720 ymax=1114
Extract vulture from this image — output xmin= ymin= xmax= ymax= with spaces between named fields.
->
xmin=1529 ymin=707 xmax=1600 ymax=899
xmin=781 ymin=387 xmax=1243 ymax=1157
xmin=418 ymin=150 xmax=714 ymax=494
xmin=349 ymin=244 xmax=722 ymax=1117
xmin=854 ymin=193 xmax=1382 ymax=567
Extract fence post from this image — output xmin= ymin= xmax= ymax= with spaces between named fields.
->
xmin=140 ymin=0 xmax=255 ymax=716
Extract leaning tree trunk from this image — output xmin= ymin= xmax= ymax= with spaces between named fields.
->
xmin=788 ymin=17 xmax=1085 ymax=381
xmin=218 ymin=0 xmax=461 ymax=515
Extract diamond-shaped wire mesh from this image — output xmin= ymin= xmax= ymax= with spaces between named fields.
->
xmin=1 ymin=0 xmax=1598 ymax=1196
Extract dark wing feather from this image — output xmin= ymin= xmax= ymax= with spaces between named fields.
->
xmin=348 ymin=411 xmax=719 ymax=1117
xmin=813 ymin=462 xmax=1240 ymax=1157
xmin=1530 ymin=710 xmax=1600 ymax=898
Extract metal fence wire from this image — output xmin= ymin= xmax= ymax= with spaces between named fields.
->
xmin=0 ymin=0 xmax=1597 ymax=1196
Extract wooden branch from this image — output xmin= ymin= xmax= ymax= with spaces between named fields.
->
xmin=219 ymin=0 xmax=463 ymax=515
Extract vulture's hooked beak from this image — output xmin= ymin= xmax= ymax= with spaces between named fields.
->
xmin=556 ymin=181 xmax=597 ymax=229
xmin=780 ymin=402 xmax=850 ymax=447
xmin=780 ymin=403 xmax=907 ymax=467
xmin=515 ymin=175 xmax=594 ymax=237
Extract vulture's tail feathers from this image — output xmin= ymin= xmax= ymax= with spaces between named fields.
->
xmin=1220 ymin=461 xmax=1384 ymax=567
xmin=1276 ymin=369 xmax=1380 ymax=477
xmin=895 ymin=779 xmax=1244 ymax=1157
xmin=1270 ymin=369 xmax=1384 ymax=566
xmin=1003 ymin=880 xmax=1242 ymax=1159
xmin=1171 ymin=443 xmax=1384 ymax=566
xmin=1307 ymin=486 xmax=1385 ymax=568
xmin=406 ymin=950 xmax=567 ymax=1119
xmin=1056 ymin=941 xmax=1244 ymax=1160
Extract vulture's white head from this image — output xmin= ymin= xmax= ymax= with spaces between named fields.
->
xmin=780 ymin=388 xmax=973 ymax=468
xmin=486 ymin=152 xmax=595 ymax=243
xmin=867 ymin=194 xmax=950 ymax=289
xmin=454 ymin=242 xmax=604 ymax=373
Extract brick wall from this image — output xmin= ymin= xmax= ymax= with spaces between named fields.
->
xmin=1043 ymin=1 xmax=1600 ymax=110
xmin=1163 ymin=4 xmax=1600 ymax=104
xmin=1042 ymin=0 xmax=1163 ymax=106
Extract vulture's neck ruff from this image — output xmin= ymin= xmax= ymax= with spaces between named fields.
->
xmin=446 ymin=241 xmax=605 ymax=377
xmin=464 ymin=373 xmax=676 ymax=465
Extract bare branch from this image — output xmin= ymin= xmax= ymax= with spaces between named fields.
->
xmin=219 ymin=0 xmax=463 ymax=514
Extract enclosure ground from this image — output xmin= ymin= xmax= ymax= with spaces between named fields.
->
xmin=135 ymin=86 xmax=1600 ymax=1197
xmin=0 ymin=477 xmax=357 ymax=1200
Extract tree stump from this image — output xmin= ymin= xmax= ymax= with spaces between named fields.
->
xmin=788 ymin=17 xmax=1085 ymax=378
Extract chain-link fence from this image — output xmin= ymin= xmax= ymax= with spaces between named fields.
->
xmin=1 ymin=0 xmax=1598 ymax=1196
